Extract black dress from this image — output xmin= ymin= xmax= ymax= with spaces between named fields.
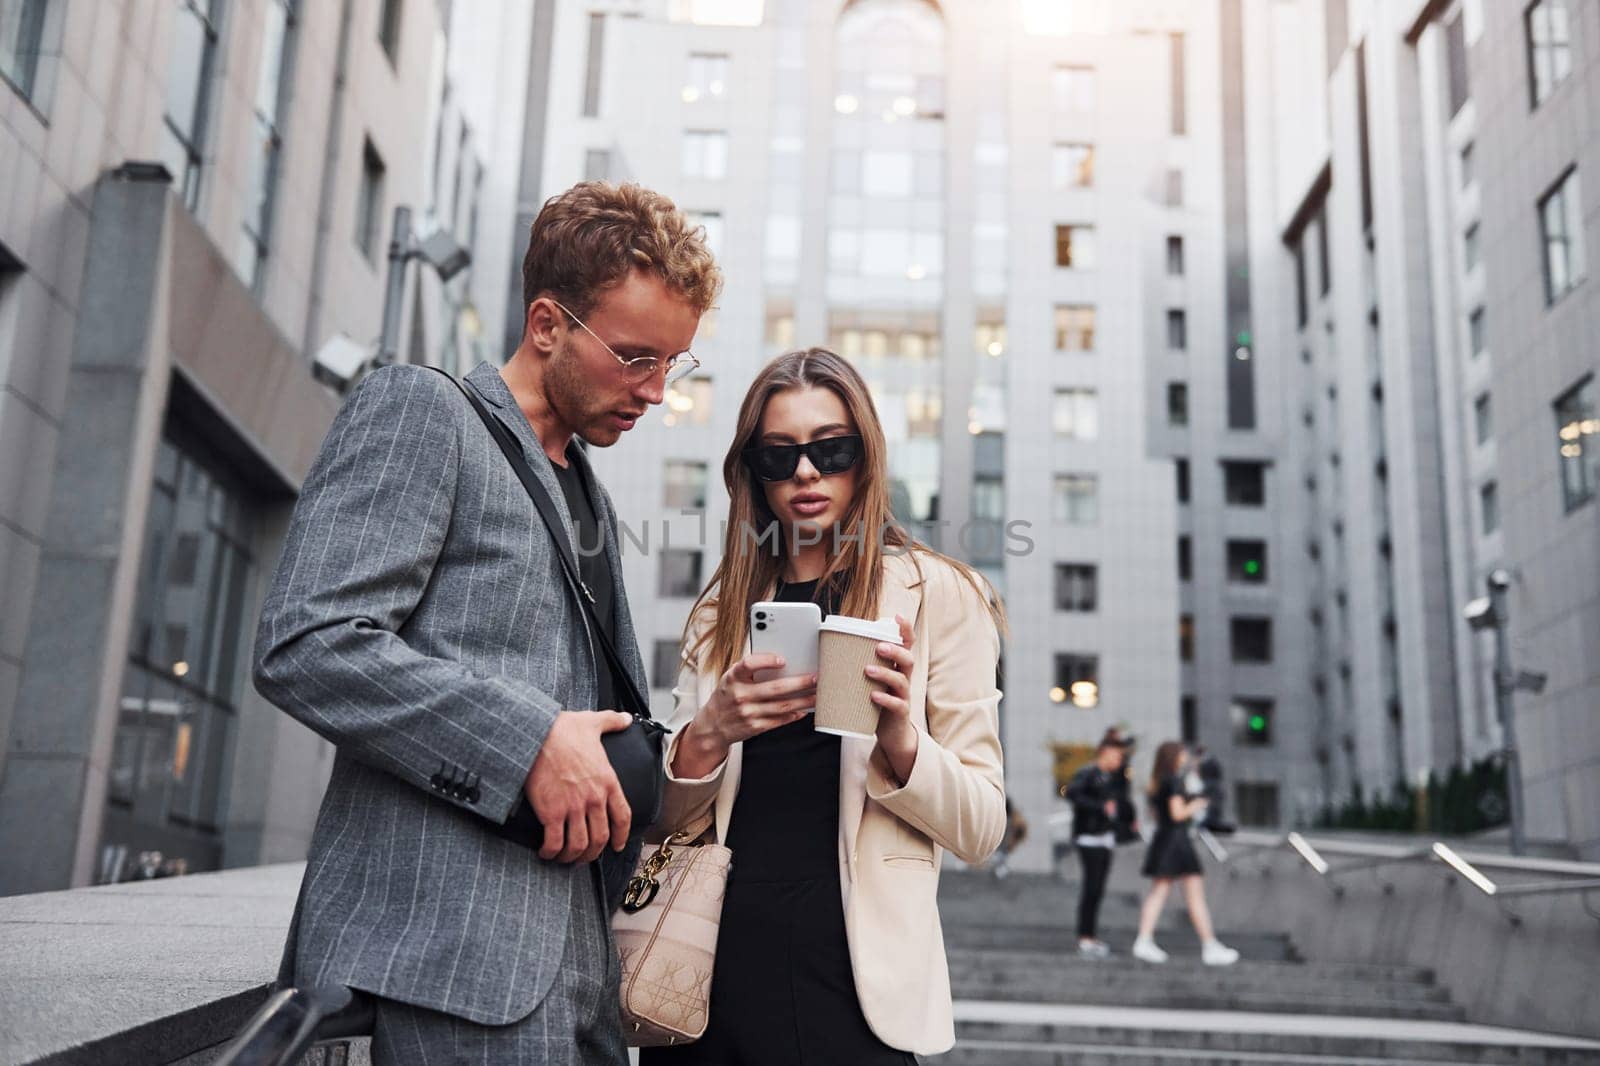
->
xmin=643 ymin=579 xmax=915 ymax=1066
xmin=1140 ymin=775 xmax=1204 ymax=879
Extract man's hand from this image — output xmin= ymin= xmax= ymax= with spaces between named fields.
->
xmin=524 ymin=710 xmax=633 ymax=863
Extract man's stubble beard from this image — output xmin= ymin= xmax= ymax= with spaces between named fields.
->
xmin=545 ymin=337 xmax=619 ymax=448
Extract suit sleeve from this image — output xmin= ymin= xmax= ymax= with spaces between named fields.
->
xmin=252 ymin=366 xmax=558 ymax=825
xmin=866 ymin=561 xmax=1007 ymax=865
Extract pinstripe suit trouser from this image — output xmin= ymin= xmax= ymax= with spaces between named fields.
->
xmin=369 ymin=865 xmax=627 ymax=1065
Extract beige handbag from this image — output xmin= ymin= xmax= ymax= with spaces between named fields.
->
xmin=613 ymin=829 xmax=732 ymax=1047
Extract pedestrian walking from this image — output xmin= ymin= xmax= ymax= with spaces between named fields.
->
xmin=991 ymin=798 xmax=1030 ymax=880
xmin=1131 ymin=741 xmax=1240 ymax=966
xmin=1063 ymin=734 xmax=1133 ymax=958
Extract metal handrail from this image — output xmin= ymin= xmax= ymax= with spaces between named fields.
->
xmin=213 ymin=984 xmax=375 ymax=1066
xmin=1223 ymin=829 xmax=1600 ymax=922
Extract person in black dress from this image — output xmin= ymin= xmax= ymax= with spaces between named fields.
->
xmin=1131 ymin=741 xmax=1239 ymax=967
xmin=647 ymin=349 xmax=1008 ymax=1063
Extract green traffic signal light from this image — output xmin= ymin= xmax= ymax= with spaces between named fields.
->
xmin=1249 ymin=714 xmax=1267 ymax=733
xmin=1244 ymin=559 xmax=1261 ymax=576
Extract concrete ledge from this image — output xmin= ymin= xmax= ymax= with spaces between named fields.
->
xmin=0 ymin=862 xmax=303 ymax=1065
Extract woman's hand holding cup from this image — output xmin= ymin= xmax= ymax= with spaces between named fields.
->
xmin=866 ymin=614 xmax=918 ymax=783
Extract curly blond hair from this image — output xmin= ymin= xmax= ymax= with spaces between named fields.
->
xmin=520 ymin=181 xmax=723 ymax=322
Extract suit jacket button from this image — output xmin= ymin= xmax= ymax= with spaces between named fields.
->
xmin=430 ymin=774 xmax=444 ymax=790
xmin=465 ymin=787 xmax=481 ymax=805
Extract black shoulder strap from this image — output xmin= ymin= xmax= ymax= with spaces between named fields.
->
xmin=430 ymin=368 xmax=652 ymax=721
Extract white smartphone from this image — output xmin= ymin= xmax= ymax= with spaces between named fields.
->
xmin=749 ymin=600 xmax=822 ymax=689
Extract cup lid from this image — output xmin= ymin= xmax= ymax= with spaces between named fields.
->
xmin=819 ymin=615 xmax=902 ymax=643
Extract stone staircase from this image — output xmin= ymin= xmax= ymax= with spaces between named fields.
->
xmin=927 ymin=870 xmax=1600 ymax=1065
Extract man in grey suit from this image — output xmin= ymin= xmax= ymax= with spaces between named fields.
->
xmin=253 ymin=182 xmax=722 ymax=1063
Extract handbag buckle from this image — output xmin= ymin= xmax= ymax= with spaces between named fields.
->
xmin=619 ymin=831 xmax=691 ymax=914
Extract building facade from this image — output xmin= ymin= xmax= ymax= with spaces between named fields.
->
xmin=0 ymin=0 xmax=535 ymax=894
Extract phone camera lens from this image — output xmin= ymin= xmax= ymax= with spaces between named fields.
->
xmin=755 ymin=612 xmax=768 ymax=621
xmin=754 ymin=621 xmax=768 ymax=631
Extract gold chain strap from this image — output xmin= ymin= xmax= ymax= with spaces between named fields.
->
xmin=620 ymin=830 xmax=692 ymax=913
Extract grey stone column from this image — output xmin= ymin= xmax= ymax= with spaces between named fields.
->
xmin=0 ymin=174 xmax=175 ymax=894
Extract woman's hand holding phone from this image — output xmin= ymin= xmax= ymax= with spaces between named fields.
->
xmin=671 ymin=655 xmax=818 ymax=779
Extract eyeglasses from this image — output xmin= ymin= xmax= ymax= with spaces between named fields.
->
xmin=551 ymin=299 xmax=701 ymax=385
xmin=742 ymin=435 xmax=864 ymax=482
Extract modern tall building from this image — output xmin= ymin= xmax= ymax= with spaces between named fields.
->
xmin=1241 ymin=0 xmax=1600 ymax=857
xmin=535 ymin=0 xmax=1259 ymax=869
xmin=0 ymin=0 xmax=537 ymax=894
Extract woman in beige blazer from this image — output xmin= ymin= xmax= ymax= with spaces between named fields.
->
xmin=642 ymin=349 xmax=1007 ymax=1063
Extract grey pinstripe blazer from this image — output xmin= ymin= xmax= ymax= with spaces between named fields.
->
xmin=252 ymin=361 xmax=649 ymax=1025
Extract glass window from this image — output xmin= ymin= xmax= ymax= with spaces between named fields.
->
xmin=581 ymin=12 xmax=605 ymax=116
xmin=0 ymin=0 xmax=49 ymax=100
xmin=1474 ymin=393 xmax=1492 ymax=445
xmin=1293 ymin=237 xmax=1308 ymax=328
xmin=1223 ymin=461 xmax=1266 ymax=506
xmin=1525 ymin=0 xmax=1571 ymax=107
xmin=651 ymin=639 xmax=681 ymax=690
xmin=688 ymin=210 xmax=724 ymax=258
xmin=1167 ymin=309 xmax=1187 ymax=350
xmin=1316 ymin=212 xmax=1331 ymax=296
xmin=1166 ymin=168 xmax=1183 ymax=207
xmin=1177 ymin=536 xmax=1192 ymax=581
xmin=1235 ymin=780 xmax=1280 ymax=824
xmin=1052 ymin=388 xmax=1098 ymax=440
xmin=378 ymin=0 xmax=402 ymax=61
xmin=1479 ymin=481 xmax=1499 ymax=534
xmin=663 ymin=460 xmax=708 ymax=511
xmin=1178 ymin=614 xmax=1194 ymax=661
xmin=1227 ymin=539 xmax=1267 ymax=583
xmin=1053 ymin=473 xmax=1097 ymax=524
xmin=668 ymin=0 xmax=764 ymax=26
xmin=160 ymin=0 xmax=224 ymax=211
xmin=1468 ymin=306 xmax=1486 ymax=357
xmin=682 ymin=129 xmax=729 ymax=179
xmin=584 ymin=148 xmax=611 ymax=181
xmin=1051 ymin=65 xmax=1094 ymax=113
xmin=108 ymin=427 xmax=257 ymax=875
xmin=972 ymin=475 xmax=1004 ymax=522
xmin=1054 ymin=304 xmax=1095 ymax=351
xmin=766 ymin=307 xmax=795 ymax=349
xmin=1459 ymin=142 xmax=1475 ymax=189
xmin=1230 ymin=617 xmax=1272 ymax=663
xmin=1463 ymin=223 xmax=1479 ymax=271
xmin=356 ymin=138 xmax=386 ymax=262
xmin=1054 ymin=563 xmax=1097 ymax=612
xmin=1167 ymin=382 xmax=1188 ymax=427
xmin=863 ymin=150 xmax=914 ymax=197
xmin=1051 ymin=654 xmax=1099 ymax=708
xmin=684 ymin=51 xmax=728 ymax=102
xmin=1180 ymin=696 xmax=1196 ymax=743
xmin=658 ymin=549 xmax=703 ymax=598
xmin=664 ymin=376 xmax=713 ymax=428
xmin=238 ymin=0 xmax=296 ymax=291
xmin=1554 ymin=375 xmax=1598 ymax=511
xmin=1176 ymin=457 xmax=1190 ymax=503
xmin=1054 ymin=224 xmax=1096 ymax=268
xmin=1052 ymin=142 xmax=1094 ymax=189
xmin=1539 ymin=168 xmax=1586 ymax=304
xmin=1166 ymin=235 xmax=1184 ymax=276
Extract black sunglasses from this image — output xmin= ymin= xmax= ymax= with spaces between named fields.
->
xmin=742 ymin=435 xmax=864 ymax=482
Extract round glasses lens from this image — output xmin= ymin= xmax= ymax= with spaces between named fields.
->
xmin=664 ymin=358 xmax=696 ymax=385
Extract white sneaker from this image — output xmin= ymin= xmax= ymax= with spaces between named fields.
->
xmin=1202 ymin=939 xmax=1240 ymax=966
xmin=1132 ymin=937 xmax=1168 ymax=964
xmin=1077 ymin=940 xmax=1111 ymax=960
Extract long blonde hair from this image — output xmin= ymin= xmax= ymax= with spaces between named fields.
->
xmin=687 ymin=348 xmax=1004 ymax=677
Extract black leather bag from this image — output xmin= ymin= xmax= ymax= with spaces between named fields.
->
xmin=433 ymin=370 xmax=666 ymax=849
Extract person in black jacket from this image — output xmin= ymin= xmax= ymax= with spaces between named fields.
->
xmin=1064 ymin=736 xmax=1131 ymax=958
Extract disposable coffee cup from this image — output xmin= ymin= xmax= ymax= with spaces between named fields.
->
xmin=815 ymin=616 xmax=903 ymax=738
